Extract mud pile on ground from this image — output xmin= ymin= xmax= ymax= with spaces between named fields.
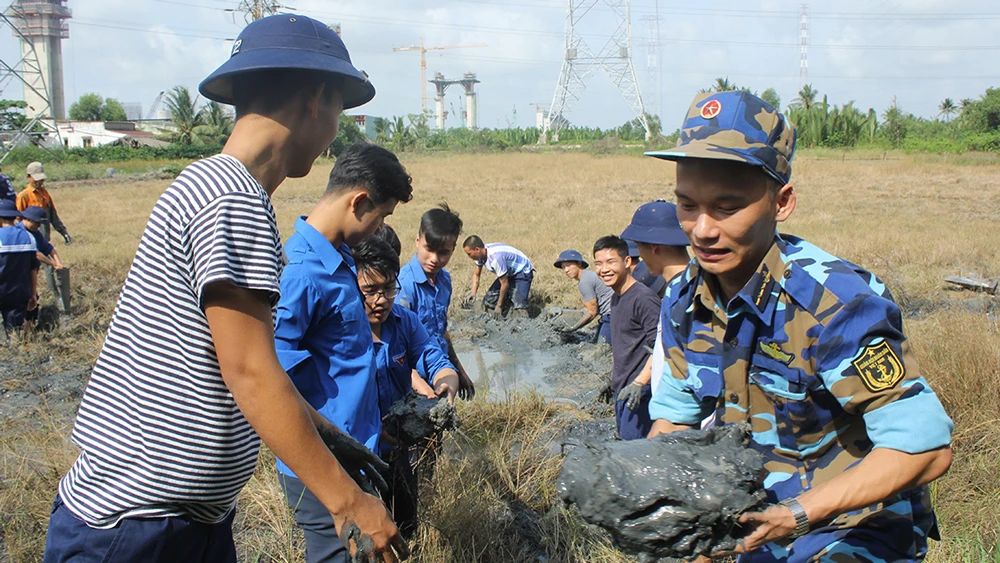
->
xmin=383 ymin=391 xmax=458 ymax=445
xmin=557 ymin=424 xmax=766 ymax=561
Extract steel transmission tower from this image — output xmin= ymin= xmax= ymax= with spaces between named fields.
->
xmin=233 ymin=0 xmax=282 ymax=22
xmin=640 ymin=5 xmax=661 ymax=120
xmin=0 ymin=5 xmax=66 ymax=163
xmin=542 ymin=0 xmax=650 ymax=142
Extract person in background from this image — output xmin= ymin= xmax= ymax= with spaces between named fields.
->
xmin=618 ymin=200 xmax=690 ymax=405
xmin=646 ymin=90 xmax=952 ymax=560
xmin=628 ymin=239 xmax=667 ymax=297
xmin=0 ymin=200 xmax=37 ymax=341
xmin=16 ymin=161 xmax=71 ymax=312
xmin=0 ymin=166 xmax=16 ymax=203
xmin=592 ymin=235 xmax=659 ymax=440
xmin=353 ymin=235 xmax=458 ymax=538
xmin=553 ymin=249 xmax=613 ymax=344
xmin=45 ymin=15 xmax=406 ymax=563
xmin=18 ymin=206 xmax=63 ymax=324
xmin=398 ymin=205 xmax=477 ymax=398
xmin=462 ymin=236 xmax=534 ymax=319
xmin=273 ymin=143 xmax=413 ymax=563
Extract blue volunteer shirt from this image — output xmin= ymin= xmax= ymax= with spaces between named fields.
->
xmin=374 ymin=305 xmax=455 ymax=449
xmin=273 ymin=217 xmax=380 ymax=477
xmin=397 ymin=254 xmax=452 ymax=353
xmin=0 ymin=224 xmax=38 ymax=302
xmin=18 ymin=224 xmax=53 ymax=257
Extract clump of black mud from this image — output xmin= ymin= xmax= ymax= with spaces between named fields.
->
xmin=557 ymin=424 xmax=766 ymax=562
xmin=383 ymin=391 xmax=458 ymax=445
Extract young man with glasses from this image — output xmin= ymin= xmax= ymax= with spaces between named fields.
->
xmin=273 ymin=143 xmax=413 ymax=563
xmin=354 ymin=235 xmax=458 ymax=538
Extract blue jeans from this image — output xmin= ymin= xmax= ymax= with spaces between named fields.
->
xmin=485 ymin=271 xmax=534 ymax=311
xmin=43 ymin=495 xmax=237 ymax=563
xmin=614 ymin=385 xmax=653 ymax=440
xmin=596 ymin=317 xmax=611 ymax=345
xmin=280 ymin=474 xmax=350 ymax=563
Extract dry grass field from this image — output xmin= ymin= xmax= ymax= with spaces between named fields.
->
xmin=1 ymin=150 xmax=998 ymax=561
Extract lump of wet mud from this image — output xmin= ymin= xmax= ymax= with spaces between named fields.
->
xmin=560 ymin=417 xmax=618 ymax=453
xmin=383 ymin=391 xmax=458 ymax=446
xmin=557 ymin=424 xmax=766 ymax=561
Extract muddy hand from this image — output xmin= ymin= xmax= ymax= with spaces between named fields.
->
xmin=616 ymin=382 xmax=645 ymax=411
xmin=336 ymin=498 xmax=409 ymax=563
xmin=457 ymin=369 xmax=476 ymax=400
xmin=462 ymin=292 xmax=477 ymax=307
xmin=319 ymin=427 xmax=390 ymax=495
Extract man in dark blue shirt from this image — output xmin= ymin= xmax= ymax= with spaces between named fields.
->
xmin=0 ymin=200 xmax=38 ymax=338
xmin=0 ymin=167 xmax=15 ymax=203
xmin=273 ymin=144 xmax=414 ymax=563
xmin=353 ymin=236 xmax=458 ymax=538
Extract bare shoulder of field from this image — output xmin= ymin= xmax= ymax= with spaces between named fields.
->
xmin=1 ymin=152 xmax=996 ymax=561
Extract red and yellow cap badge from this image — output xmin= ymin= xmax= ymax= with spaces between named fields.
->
xmin=700 ymin=99 xmax=722 ymax=119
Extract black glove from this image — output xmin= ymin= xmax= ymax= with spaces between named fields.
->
xmin=62 ymin=233 xmax=72 ymax=245
xmin=458 ymin=370 xmax=476 ymax=400
xmin=318 ymin=426 xmax=390 ymax=496
xmin=597 ymin=384 xmax=614 ymax=404
xmin=616 ymin=382 xmax=645 ymax=412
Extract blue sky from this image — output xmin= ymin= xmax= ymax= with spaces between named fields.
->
xmin=2 ymin=0 xmax=999 ymax=130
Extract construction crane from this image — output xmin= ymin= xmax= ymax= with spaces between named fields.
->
xmin=145 ymin=91 xmax=165 ymax=120
xmin=392 ymin=38 xmax=486 ymax=113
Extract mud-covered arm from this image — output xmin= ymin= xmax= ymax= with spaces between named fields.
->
xmin=470 ymin=264 xmax=483 ymax=295
xmin=570 ymin=298 xmax=598 ymax=331
xmin=204 ymin=282 xmax=403 ymax=560
xmin=495 ymin=274 xmax=510 ymax=311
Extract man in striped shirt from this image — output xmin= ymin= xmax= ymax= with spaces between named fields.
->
xmin=462 ymin=236 xmax=535 ymax=318
xmin=45 ymin=15 xmax=406 ymax=563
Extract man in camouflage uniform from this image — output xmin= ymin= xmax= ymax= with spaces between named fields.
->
xmin=646 ymin=91 xmax=954 ymax=561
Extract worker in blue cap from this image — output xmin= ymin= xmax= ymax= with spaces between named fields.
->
xmin=553 ymin=249 xmax=614 ymax=343
xmin=0 ymin=200 xmax=37 ymax=340
xmin=617 ymin=200 xmax=690 ymax=415
xmin=46 ymin=14 xmax=406 ymax=563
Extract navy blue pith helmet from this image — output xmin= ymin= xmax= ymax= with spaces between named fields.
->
xmin=621 ymin=200 xmax=689 ymax=247
xmin=20 ymin=206 xmax=48 ymax=223
xmin=199 ymin=14 xmax=375 ymax=109
xmin=626 ymin=239 xmax=640 ymax=259
xmin=554 ymin=249 xmax=588 ymax=269
xmin=0 ymin=199 xmax=21 ymax=218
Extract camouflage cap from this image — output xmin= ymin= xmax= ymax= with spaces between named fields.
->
xmin=646 ymin=91 xmax=797 ymax=185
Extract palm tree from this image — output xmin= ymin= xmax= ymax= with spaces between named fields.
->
xmin=194 ymin=100 xmax=235 ymax=145
xmin=712 ymin=77 xmax=735 ymax=92
xmin=792 ymin=84 xmax=818 ymax=110
xmin=164 ymin=86 xmax=204 ymax=145
xmin=938 ymin=98 xmax=957 ymax=122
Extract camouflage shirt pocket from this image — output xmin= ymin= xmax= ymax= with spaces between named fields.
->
xmin=749 ymin=367 xmax=825 ymax=457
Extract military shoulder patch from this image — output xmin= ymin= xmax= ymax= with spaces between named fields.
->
xmin=851 ymin=340 xmax=905 ymax=392
xmin=758 ymin=341 xmax=793 ymax=365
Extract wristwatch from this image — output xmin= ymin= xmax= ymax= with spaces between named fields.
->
xmin=779 ymin=497 xmax=810 ymax=539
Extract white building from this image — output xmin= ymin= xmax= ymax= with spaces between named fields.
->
xmin=56 ymin=121 xmax=167 ymax=148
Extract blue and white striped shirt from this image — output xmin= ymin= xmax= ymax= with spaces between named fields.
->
xmin=59 ymin=154 xmax=284 ymax=528
xmin=479 ymin=243 xmax=533 ymax=278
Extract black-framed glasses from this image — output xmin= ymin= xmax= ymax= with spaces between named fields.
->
xmin=361 ymin=282 xmax=401 ymax=301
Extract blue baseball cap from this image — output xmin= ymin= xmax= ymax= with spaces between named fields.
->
xmin=626 ymin=239 xmax=640 ymax=259
xmin=621 ymin=200 xmax=689 ymax=247
xmin=20 ymin=206 xmax=48 ymax=223
xmin=554 ymin=249 xmax=589 ymax=269
xmin=645 ymin=91 xmax=796 ymax=186
xmin=199 ymin=14 xmax=375 ymax=109
xmin=0 ymin=199 xmax=21 ymax=218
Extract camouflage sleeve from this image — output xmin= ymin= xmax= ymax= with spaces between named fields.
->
xmin=817 ymin=294 xmax=953 ymax=454
xmin=648 ymin=308 xmax=714 ymax=426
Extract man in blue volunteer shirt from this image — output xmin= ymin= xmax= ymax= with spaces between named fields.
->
xmin=462 ymin=235 xmax=535 ymax=318
xmin=273 ymin=144 xmax=413 ymax=563
xmin=0 ymin=200 xmax=37 ymax=339
xmin=397 ymin=204 xmax=476 ymax=398
xmin=646 ymin=91 xmax=952 ymax=561
xmin=353 ymin=236 xmax=458 ymax=538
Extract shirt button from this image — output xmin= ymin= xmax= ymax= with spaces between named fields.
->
xmin=729 ymin=392 xmax=739 ymax=403
xmin=783 ymin=270 xmax=792 ymax=279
